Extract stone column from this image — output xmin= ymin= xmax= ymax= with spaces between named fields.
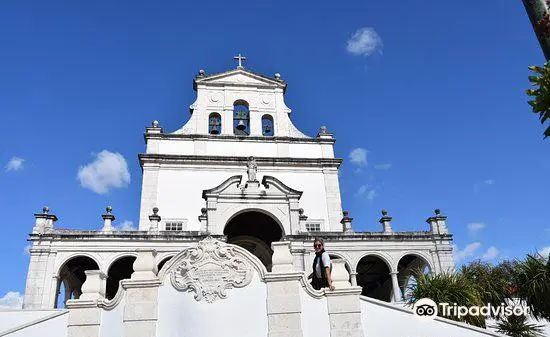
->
xmin=102 ymin=206 xmax=115 ymax=232
xmin=326 ymin=259 xmax=364 ymax=337
xmin=390 ymin=271 xmax=402 ymax=303
xmin=123 ymin=249 xmax=160 ymax=337
xmin=350 ymin=272 xmax=358 ymax=286
xmin=379 ymin=210 xmax=393 ymax=233
xmin=66 ymin=271 xmax=107 ymax=337
xmin=265 ymin=242 xmax=304 ymax=337
xmin=148 ymin=207 xmax=161 ymax=233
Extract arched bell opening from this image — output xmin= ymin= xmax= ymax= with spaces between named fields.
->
xmin=397 ymin=254 xmax=431 ymax=301
xmin=224 ymin=211 xmax=283 ymax=271
xmin=55 ymin=256 xmax=99 ymax=308
xmin=356 ymin=255 xmax=392 ymax=302
xmin=106 ymin=256 xmax=136 ymax=300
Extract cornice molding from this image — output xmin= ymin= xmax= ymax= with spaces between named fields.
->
xmin=139 ymin=154 xmax=343 ymax=169
xmin=144 ymin=132 xmax=336 ymax=144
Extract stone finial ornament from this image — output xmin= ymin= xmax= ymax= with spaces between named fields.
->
xmin=274 ymin=73 xmax=281 ymax=79
xmin=320 ymin=126 xmax=327 ymax=134
xmin=341 ymin=210 xmax=354 ymax=233
xmin=198 ymin=69 xmax=205 ymax=76
xmin=102 ymin=206 xmax=115 ymax=232
xmin=149 ymin=207 xmax=161 ymax=233
xmin=379 ymin=209 xmax=393 ymax=233
xmin=43 ymin=206 xmax=49 ymax=214
xmin=434 ymin=208 xmax=441 ymax=215
xmin=152 ymin=120 xmax=159 ymax=128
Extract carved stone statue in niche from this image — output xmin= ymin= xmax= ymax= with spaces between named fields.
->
xmin=246 ymin=156 xmax=258 ymax=182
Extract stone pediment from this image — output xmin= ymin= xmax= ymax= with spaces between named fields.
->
xmin=194 ymin=69 xmax=286 ymax=91
xmin=202 ymin=175 xmax=302 ymax=200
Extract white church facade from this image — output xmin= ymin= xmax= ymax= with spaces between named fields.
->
xmin=3 ymin=58 xmax=506 ymax=337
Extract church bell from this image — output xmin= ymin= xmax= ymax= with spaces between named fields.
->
xmin=264 ymin=123 xmax=271 ymax=134
xmin=210 ymin=125 xmax=219 ymax=135
xmin=236 ymin=120 xmax=246 ymax=131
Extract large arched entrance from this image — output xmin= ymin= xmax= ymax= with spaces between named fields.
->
xmin=224 ymin=211 xmax=283 ymax=271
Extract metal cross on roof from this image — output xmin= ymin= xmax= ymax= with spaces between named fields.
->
xmin=233 ymin=53 xmax=246 ymax=69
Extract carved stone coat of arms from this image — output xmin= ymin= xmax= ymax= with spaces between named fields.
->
xmin=170 ymin=237 xmax=254 ymax=303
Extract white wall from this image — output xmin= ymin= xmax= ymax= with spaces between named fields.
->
xmin=360 ymin=297 xmax=504 ymax=337
xmin=100 ymin=295 xmax=125 ymax=337
xmin=0 ymin=310 xmax=68 ymax=337
xmin=156 ymin=274 xmax=268 ymax=337
xmin=153 ymin=168 xmax=335 ymax=231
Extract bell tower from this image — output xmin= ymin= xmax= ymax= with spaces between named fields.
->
xmin=138 ymin=56 xmax=344 ymax=236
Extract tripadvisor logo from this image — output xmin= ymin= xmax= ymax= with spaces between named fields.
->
xmin=412 ymin=298 xmax=529 ymax=321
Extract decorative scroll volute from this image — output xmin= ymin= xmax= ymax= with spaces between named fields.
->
xmin=170 ymin=237 xmax=254 ymax=303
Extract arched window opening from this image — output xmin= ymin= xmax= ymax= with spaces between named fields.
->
xmin=157 ymin=256 xmax=173 ymax=273
xmin=262 ymin=114 xmax=274 ymax=136
xmin=233 ymin=100 xmax=250 ymax=136
xmin=356 ymin=255 xmax=392 ymax=302
xmin=209 ymin=113 xmax=221 ymax=135
xmin=224 ymin=211 xmax=283 ymax=271
xmin=55 ymin=256 xmax=99 ymax=308
xmin=397 ymin=254 xmax=431 ymax=302
xmin=106 ymin=256 xmax=136 ymax=300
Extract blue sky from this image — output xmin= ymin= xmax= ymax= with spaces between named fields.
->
xmin=1 ymin=1 xmax=549 ymax=307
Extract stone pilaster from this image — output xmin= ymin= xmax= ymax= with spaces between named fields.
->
xmin=326 ymin=259 xmax=364 ymax=337
xmin=66 ymin=271 xmax=107 ymax=337
xmin=265 ymin=242 xmax=304 ymax=337
xmin=123 ymin=249 xmax=160 ymax=337
xmin=322 ymin=168 xmax=344 ymax=231
xmin=139 ymin=165 xmax=160 ymax=230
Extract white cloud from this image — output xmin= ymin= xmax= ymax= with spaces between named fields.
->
xmin=355 ymin=185 xmax=367 ymax=197
xmin=349 ymin=148 xmax=368 ymax=166
xmin=5 ymin=157 xmax=24 ymax=172
xmin=77 ymin=150 xmax=131 ymax=194
xmin=453 ymin=242 xmax=482 ymax=263
xmin=483 ymin=179 xmax=494 ymax=185
xmin=0 ymin=291 xmax=23 ymax=309
xmin=374 ymin=163 xmax=392 ymax=170
xmin=467 ymin=222 xmax=485 ymax=235
xmin=538 ymin=246 xmax=550 ymax=258
xmin=354 ymin=184 xmax=377 ymax=201
xmin=114 ymin=220 xmax=136 ymax=231
xmin=346 ymin=27 xmax=383 ymax=57
xmin=482 ymin=246 xmax=499 ymax=261
xmin=366 ymin=189 xmax=377 ymax=201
